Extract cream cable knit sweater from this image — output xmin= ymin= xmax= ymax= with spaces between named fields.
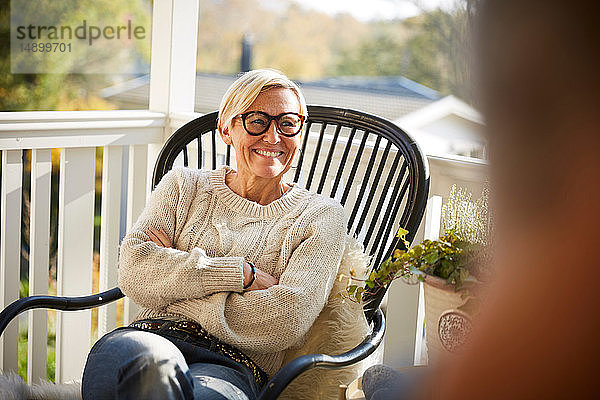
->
xmin=118 ymin=166 xmax=348 ymax=377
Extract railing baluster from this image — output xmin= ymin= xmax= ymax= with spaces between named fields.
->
xmin=330 ymin=127 xmax=357 ymax=201
xmin=341 ymin=130 xmax=369 ymax=206
xmin=0 ymin=150 xmax=22 ymax=374
xmin=317 ymin=124 xmax=341 ymax=194
xmin=187 ymin=140 xmax=198 ymax=170
xmin=306 ymin=123 xmax=327 ymax=192
xmin=364 ymin=149 xmax=400 ymax=250
xmin=349 ymin=136 xmax=382 ymax=233
xmin=28 ymin=149 xmax=52 ymax=383
xmin=55 ymin=147 xmax=95 ymax=383
xmin=124 ymin=145 xmax=147 ymax=325
xmin=98 ymin=146 xmax=123 ymax=339
xmin=369 ymin=153 xmax=404 ymax=257
xmin=374 ymin=164 xmax=409 ymax=267
xmin=293 ymin=121 xmax=312 ymax=183
xmin=357 ymin=141 xmax=391 ymax=245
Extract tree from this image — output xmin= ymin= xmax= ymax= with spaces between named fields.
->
xmin=330 ymin=21 xmax=409 ymax=77
xmin=406 ymin=0 xmax=478 ymax=103
xmin=196 ymin=0 xmax=368 ymax=80
xmin=0 ymin=0 xmax=151 ymax=111
xmin=330 ymin=0 xmax=480 ymax=104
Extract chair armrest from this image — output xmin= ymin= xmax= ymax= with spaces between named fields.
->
xmin=2 ymin=291 xmax=383 ymax=399
xmin=0 ymin=287 xmax=124 ymax=338
xmin=257 ymin=307 xmax=386 ymax=400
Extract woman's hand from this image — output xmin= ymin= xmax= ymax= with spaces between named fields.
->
xmin=243 ymin=261 xmax=278 ymax=291
xmin=144 ymin=226 xmax=173 ymax=248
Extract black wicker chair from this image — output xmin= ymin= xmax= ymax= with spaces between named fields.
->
xmin=0 ymin=105 xmax=429 ymax=399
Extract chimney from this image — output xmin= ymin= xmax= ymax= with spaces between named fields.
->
xmin=240 ymin=33 xmax=253 ymax=73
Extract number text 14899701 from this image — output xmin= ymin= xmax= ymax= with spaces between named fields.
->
xmin=20 ymin=42 xmax=72 ymax=52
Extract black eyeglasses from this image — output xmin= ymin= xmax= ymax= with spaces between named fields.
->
xmin=236 ymin=111 xmax=305 ymax=137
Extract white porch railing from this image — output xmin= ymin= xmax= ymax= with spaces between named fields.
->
xmin=0 ymin=110 xmax=167 ymax=383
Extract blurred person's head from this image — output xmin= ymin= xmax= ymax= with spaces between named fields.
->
xmin=478 ymin=0 xmax=600 ymax=233
xmin=422 ymin=1 xmax=600 ymax=398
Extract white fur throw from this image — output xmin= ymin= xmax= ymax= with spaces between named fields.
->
xmin=278 ymin=235 xmax=379 ymax=400
xmin=0 ymin=237 xmax=377 ymax=400
xmin=0 ymin=373 xmax=81 ymax=400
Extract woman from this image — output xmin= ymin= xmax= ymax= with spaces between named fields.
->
xmin=81 ymin=69 xmax=348 ymax=400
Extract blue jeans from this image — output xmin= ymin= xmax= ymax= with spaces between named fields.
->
xmin=82 ymin=327 xmax=261 ymax=400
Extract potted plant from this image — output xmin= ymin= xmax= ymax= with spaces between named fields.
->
xmin=346 ymin=185 xmax=493 ymax=363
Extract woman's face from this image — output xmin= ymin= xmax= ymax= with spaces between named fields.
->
xmin=221 ymin=87 xmax=303 ymax=180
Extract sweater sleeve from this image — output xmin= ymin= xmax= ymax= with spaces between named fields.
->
xmin=166 ymin=202 xmax=347 ymax=353
xmin=118 ymin=168 xmax=245 ymax=310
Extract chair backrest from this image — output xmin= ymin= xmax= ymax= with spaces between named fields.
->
xmin=153 ymin=105 xmax=429 ymax=321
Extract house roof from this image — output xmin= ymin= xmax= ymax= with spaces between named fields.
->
xmin=395 ymin=95 xmax=486 ymax=158
xmin=305 ymin=76 xmax=439 ymax=100
xmin=101 ymin=73 xmax=439 ymax=121
xmin=395 ymin=95 xmax=484 ymax=130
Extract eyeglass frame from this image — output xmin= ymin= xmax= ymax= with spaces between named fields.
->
xmin=235 ymin=111 xmax=306 ymax=137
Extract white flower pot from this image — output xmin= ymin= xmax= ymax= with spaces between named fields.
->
xmin=423 ymin=274 xmax=473 ymax=364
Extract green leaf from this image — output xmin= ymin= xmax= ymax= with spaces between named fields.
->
xmin=411 ymin=246 xmax=423 ymax=258
xmin=396 ymin=227 xmax=409 ymax=237
xmin=438 ymin=260 xmax=454 ymax=279
xmin=393 ymin=249 xmax=405 ymax=259
xmin=423 ymin=250 xmax=440 ymax=265
xmin=441 ymin=258 xmax=455 ymax=271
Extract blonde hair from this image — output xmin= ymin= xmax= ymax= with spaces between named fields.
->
xmin=218 ymin=69 xmax=308 ymax=133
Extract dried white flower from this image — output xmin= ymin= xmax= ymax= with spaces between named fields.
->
xmin=441 ymin=184 xmax=494 ymax=246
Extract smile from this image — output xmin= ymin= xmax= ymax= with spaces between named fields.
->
xmin=253 ymin=149 xmax=284 ymax=158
